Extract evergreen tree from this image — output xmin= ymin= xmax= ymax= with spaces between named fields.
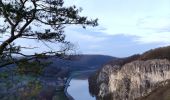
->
xmin=0 ymin=0 xmax=98 ymax=66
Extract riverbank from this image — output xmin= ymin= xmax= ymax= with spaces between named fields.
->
xmin=64 ymin=75 xmax=74 ymax=100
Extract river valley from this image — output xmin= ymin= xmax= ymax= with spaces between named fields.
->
xmin=67 ymin=78 xmax=95 ymax=100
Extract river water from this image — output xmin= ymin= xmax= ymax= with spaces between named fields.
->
xmin=67 ymin=76 xmax=96 ymax=100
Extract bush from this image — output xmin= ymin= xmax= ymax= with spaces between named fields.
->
xmin=17 ymin=59 xmax=49 ymax=75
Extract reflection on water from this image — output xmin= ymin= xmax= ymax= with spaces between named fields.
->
xmin=67 ymin=79 xmax=95 ymax=100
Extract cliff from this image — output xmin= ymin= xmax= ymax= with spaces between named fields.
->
xmin=137 ymin=79 xmax=170 ymax=100
xmin=90 ymin=59 xmax=170 ymax=100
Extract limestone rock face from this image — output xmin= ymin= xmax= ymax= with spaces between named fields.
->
xmin=96 ymin=59 xmax=170 ymax=100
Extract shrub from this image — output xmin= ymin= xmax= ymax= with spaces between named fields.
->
xmin=17 ymin=59 xmax=49 ymax=75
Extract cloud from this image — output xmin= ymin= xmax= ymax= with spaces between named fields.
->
xmin=1 ymin=0 xmax=170 ymax=57
xmin=65 ymin=26 xmax=108 ymax=43
xmin=64 ymin=26 xmax=110 ymax=54
xmin=137 ymin=16 xmax=170 ymax=31
xmin=131 ymin=16 xmax=170 ymax=44
xmin=134 ymin=32 xmax=170 ymax=44
xmin=100 ymin=15 xmax=170 ymax=44
xmin=46 ymin=0 xmax=170 ymax=56
xmin=64 ymin=0 xmax=170 ymax=45
xmin=64 ymin=14 xmax=170 ymax=56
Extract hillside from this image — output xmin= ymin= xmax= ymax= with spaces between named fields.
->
xmin=139 ymin=46 xmax=170 ymax=60
xmin=0 ymin=54 xmax=114 ymax=100
xmin=105 ymin=45 xmax=170 ymax=67
xmin=44 ymin=54 xmax=115 ymax=72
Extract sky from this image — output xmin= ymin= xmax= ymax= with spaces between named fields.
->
xmin=1 ymin=0 xmax=170 ymax=57
xmin=62 ymin=0 xmax=170 ymax=57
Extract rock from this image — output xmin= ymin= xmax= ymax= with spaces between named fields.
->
xmin=93 ymin=59 xmax=170 ymax=100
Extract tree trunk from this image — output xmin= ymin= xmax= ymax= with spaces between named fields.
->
xmin=0 ymin=36 xmax=18 ymax=56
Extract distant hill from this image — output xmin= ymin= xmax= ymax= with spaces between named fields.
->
xmin=0 ymin=54 xmax=115 ymax=78
xmin=44 ymin=55 xmax=115 ymax=72
xmin=105 ymin=54 xmax=140 ymax=66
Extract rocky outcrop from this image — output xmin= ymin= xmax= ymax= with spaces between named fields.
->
xmin=92 ymin=59 xmax=170 ymax=100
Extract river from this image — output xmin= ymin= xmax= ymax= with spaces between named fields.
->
xmin=67 ymin=71 xmax=96 ymax=100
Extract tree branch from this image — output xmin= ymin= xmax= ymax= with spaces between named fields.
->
xmin=0 ymin=1 xmax=14 ymax=26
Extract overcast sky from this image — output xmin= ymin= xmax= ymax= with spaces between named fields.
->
xmin=1 ymin=0 xmax=170 ymax=57
xmin=62 ymin=0 xmax=170 ymax=57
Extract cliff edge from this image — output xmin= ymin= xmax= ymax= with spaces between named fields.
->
xmin=90 ymin=59 xmax=170 ymax=100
